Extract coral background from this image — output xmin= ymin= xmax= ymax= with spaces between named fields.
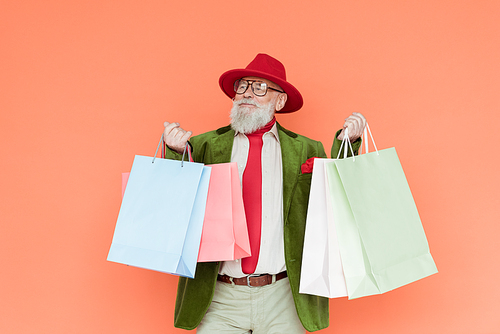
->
xmin=2 ymin=1 xmax=499 ymax=333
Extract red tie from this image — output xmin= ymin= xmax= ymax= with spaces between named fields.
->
xmin=241 ymin=118 xmax=276 ymax=274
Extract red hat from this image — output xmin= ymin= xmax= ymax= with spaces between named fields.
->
xmin=219 ymin=53 xmax=303 ymax=113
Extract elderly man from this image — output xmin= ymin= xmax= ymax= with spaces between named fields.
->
xmin=163 ymin=53 xmax=366 ymax=333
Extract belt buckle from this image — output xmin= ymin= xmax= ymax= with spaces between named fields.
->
xmin=246 ymin=274 xmax=260 ymax=288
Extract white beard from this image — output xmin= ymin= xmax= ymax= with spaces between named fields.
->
xmin=230 ymin=98 xmax=276 ymax=134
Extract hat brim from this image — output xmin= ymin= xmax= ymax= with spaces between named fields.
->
xmin=219 ymin=69 xmax=303 ymax=113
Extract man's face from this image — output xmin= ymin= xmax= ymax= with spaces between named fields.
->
xmin=229 ymin=77 xmax=282 ymax=134
xmin=230 ymin=76 xmax=288 ymax=134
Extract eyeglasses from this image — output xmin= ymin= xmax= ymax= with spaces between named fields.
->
xmin=233 ymin=79 xmax=285 ymax=97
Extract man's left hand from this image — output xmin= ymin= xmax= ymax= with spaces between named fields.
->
xmin=337 ymin=112 xmax=367 ymax=142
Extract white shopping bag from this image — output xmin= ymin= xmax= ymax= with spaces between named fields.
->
xmin=299 ymin=158 xmax=348 ymax=298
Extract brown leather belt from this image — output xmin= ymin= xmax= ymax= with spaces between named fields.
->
xmin=217 ymin=272 xmax=287 ymax=287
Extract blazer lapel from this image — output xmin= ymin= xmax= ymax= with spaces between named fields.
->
xmin=277 ymin=123 xmax=303 ymax=221
xmin=210 ymin=126 xmax=235 ymax=164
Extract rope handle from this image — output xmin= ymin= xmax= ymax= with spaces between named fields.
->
xmin=336 ymin=123 xmax=379 ymax=161
xmin=358 ymin=123 xmax=379 ymax=156
xmin=154 ymin=133 xmax=193 ymax=166
xmin=336 ymin=128 xmax=356 ymax=161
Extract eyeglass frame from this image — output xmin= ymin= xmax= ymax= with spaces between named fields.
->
xmin=233 ymin=79 xmax=285 ymax=97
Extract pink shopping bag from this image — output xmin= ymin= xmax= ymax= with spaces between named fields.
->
xmin=197 ymin=162 xmax=251 ymax=262
xmin=121 ymin=173 xmax=129 ymax=198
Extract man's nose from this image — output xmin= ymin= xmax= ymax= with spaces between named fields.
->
xmin=243 ymin=84 xmax=255 ymax=98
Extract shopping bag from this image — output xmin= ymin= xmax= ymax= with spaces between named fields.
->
xmin=108 ymin=138 xmax=211 ymax=278
xmin=121 ymin=172 xmax=129 ymax=198
xmin=325 ymin=126 xmax=438 ymax=299
xmin=119 ymin=140 xmax=195 ymax=200
xmin=197 ymin=162 xmax=251 ymax=262
xmin=299 ymin=158 xmax=348 ymax=298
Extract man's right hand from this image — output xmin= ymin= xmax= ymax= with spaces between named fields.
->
xmin=163 ymin=121 xmax=192 ymax=154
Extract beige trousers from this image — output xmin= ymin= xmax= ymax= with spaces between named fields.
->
xmin=196 ymin=277 xmax=306 ymax=334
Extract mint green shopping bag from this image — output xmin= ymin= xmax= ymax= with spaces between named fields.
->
xmin=325 ymin=126 xmax=437 ymax=299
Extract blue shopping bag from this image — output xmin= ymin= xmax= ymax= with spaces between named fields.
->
xmin=107 ymin=137 xmax=211 ymax=278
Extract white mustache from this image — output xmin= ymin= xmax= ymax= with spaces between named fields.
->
xmin=234 ymin=98 xmax=262 ymax=108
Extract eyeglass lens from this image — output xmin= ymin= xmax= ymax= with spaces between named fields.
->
xmin=234 ymin=80 xmax=268 ymax=96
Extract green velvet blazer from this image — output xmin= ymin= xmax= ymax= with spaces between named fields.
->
xmin=165 ymin=122 xmax=359 ymax=332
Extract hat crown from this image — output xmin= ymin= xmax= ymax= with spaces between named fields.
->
xmin=245 ymin=53 xmax=287 ymax=81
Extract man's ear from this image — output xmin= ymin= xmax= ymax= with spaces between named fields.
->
xmin=275 ymin=93 xmax=288 ymax=112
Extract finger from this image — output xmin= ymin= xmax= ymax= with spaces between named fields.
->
xmin=164 ymin=121 xmax=177 ymax=129
xmin=172 ymin=127 xmax=188 ymax=142
xmin=350 ymin=117 xmax=362 ymax=133
xmin=167 ymin=129 xmax=185 ymax=148
xmin=164 ymin=125 xmax=184 ymax=144
xmin=348 ymin=124 xmax=361 ymax=141
xmin=343 ymin=114 xmax=360 ymax=127
xmin=352 ymin=112 xmax=366 ymax=122
xmin=164 ymin=122 xmax=180 ymax=135
xmin=337 ymin=128 xmax=348 ymax=140
xmin=180 ymin=130 xmax=192 ymax=144
xmin=340 ymin=117 xmax=353 ymax=140
xmin=351 ymin=112 xmax=367 ymax=129
xmin=343 ymin=119 xmax=357 ymax=133
xmin=344 ymin=119 xmax=362 ymax=141
xmin=164 ymin=124 xmax=182 ymax=147
xmin=342 ymin=117 xmax=352 ymax=128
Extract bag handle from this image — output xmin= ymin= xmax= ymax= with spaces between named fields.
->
xmin=335 ymin=123 xmax=379 ymax=161
xmin=359 ymin=123 xmax=379 ymax=155
xmin=180 ymin=142 xmax=193 ymax=167
xmin=154 ymin=134 xmax=192 ymax=166
xmin=336 ymin=128 xmax=356 ymax=161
